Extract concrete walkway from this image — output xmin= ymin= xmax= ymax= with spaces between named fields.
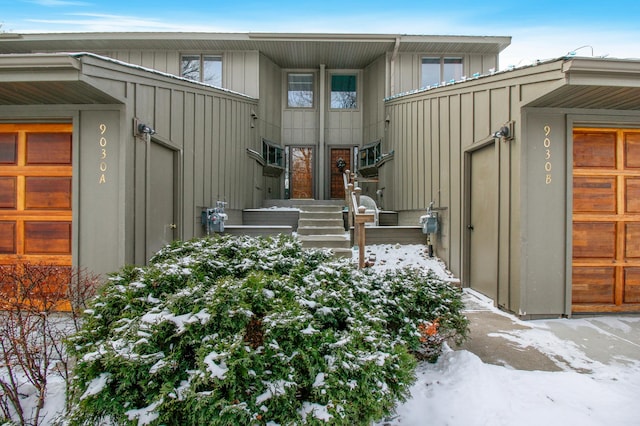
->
xmin=455 ymin=289 xmax=640 ymax=372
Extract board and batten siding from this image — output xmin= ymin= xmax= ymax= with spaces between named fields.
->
xmin=362 ymin=55 xmax=387 ymax=144
xmin=93 ymin=50 xmax=261 ymax=98
xmin=79 ymin=55 xmax=260 ymax=264
xmin=386 ymin=83 xmax=521 ymax=304
xmin=390 ymin=53 xmax=500 ymax=96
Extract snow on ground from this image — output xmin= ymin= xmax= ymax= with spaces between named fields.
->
xmin=364 ymin=243 xmax=640 ymax=426
xmin=3 ymin=243 xmax=640 ymax=425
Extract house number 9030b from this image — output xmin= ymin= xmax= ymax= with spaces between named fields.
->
xmin=99 ymin=123 xmax=107 ymax=184
xmin=544 ymin=125 xmax=552 ymax=185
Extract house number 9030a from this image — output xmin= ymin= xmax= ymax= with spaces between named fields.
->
xmin=99 ymin=123 xmax=107 ymax=184
xmin=544 ymin=125 xmax=552 ymax=185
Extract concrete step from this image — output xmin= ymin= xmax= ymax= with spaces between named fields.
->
xmin=298 ymin=234 xmax=350 ymax=249
xmin=296 ymin=226 xmax=347 ymax=236
xmin=299 ymin=211 xmax=343 ymax=220
xmin=298 ymin=205 xmax=344 ymax=213
xmin=298 ymin=218 xmax=344 ymax=228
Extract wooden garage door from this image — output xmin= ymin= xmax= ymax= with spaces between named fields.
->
xmin=0 ymin=124 xmax=72 ymax=299
xmin=572 ymin=128 xmax=640 ymax=313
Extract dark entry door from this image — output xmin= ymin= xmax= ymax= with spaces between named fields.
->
xmin=290 ymin=147 xmax=314 ymax=199
xmin=147 ymin=141 xmax=177 ymax=259
xmin=468 ymin=143 xmax=498 ymax=300
xmin=330 ymin=148 xmax=351 ymax=199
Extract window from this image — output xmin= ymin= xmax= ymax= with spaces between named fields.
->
xmin=330 ymin=74 xmax=357 ymax=109
xmin=421 ymin=57 xmax=463 ymax=87
xmin=360 ymin=141 xmax=381 ymax=168
xmin=262 ymin=140 xmax=284 ymax=168
xmin=181 ymin=55 xmax=222 ymax=86
xmin=287 ymin=73 xmax=314 ymax=108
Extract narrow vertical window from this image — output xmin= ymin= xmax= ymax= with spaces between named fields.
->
xmin=203 ymin=56 xmax=222 ymax=86
xmin=287 ymin=73 xmax=314 ymax=108
xmin=181 ymin=55 xmax=201 ymax=82
xmin=443 ymin=57 xmax=463 ymax=83
xmin=330 ymin=75 xmax=357 ymax=109
xmin=421 ymin=57 xmax=441 ymax=88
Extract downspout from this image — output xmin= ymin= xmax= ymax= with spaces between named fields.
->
xmin=389 ymin=37 xmax=401 ymax=97
xmin=319 ymin=63 xmax=326 ymax=199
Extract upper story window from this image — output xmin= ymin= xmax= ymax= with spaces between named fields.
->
xmin=181 ymin=55 xmax=222 ymax=87
xmin=330 ymin=74 xmax=357 ymax=109
xmin=287 ymin=73 xmax=314 ymax=108
xmin=421 ymin=57 xmax=463 ymax=87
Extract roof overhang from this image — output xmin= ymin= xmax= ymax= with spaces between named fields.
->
xmin=0 ymin=32 xmax=511 ymax=69
xmin=525 ymin=58 xmax=640 ymax=110
xmin=0 ymin=53 xmax=122 ymax=105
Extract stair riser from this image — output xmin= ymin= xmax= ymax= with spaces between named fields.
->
xmin=299 ymin=212 xmax=343 ymax=220
xmin=299 ymin=219 xmax=344 ymax=227
xmin=296 ymin=227 xmax=346 ymax=236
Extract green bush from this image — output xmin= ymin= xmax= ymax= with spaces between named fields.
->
xmin=67 ymin=234 xmax=467 ymax=425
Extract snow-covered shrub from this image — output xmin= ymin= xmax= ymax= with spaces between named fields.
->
xmin=67 ymin=235 xmax=467 ymax=425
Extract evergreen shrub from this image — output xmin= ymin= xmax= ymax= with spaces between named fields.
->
xmin=68 ymin=234 xmax=467 ymax=425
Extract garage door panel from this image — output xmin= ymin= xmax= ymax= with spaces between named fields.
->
xmin=0 ymin=177 xmax=17 ymax=209
xmin=573 ymin=131 xmax=616 ymax=168
xmin=572 ymin=222 xmax=616 ymax=259
xmin=0 ymin=264 xmax=16 ymax=296
xmin=625 ymin=178 xmax=640 ymax=213
xmin=625 ymin=223 xmax=640 ymax=259
xmin=25 ymin=177 xmax=72 ymax=210
xmin=572 ymin=266 xmax=615 ymax=304
xmin=0 ymin=221 xmax=16 ymax=253
xmin=623 ymin=268 xmax=640 ymax=303
xmin=573 ymin=176 xmax=616 ymax=213
xmin=24 ymin=222 xmax=71 ymax=254
xmin=0 ymin=133 xmax=17 ymax=164
xmin=26 ymin=133 xmax=72 ymax=165
xmin=624 ymin=134 xmax=640 ymax=168
xmin=573 ymin=129 xmax=640 ymax=312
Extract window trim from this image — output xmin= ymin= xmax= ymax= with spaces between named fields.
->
xmin=262 ymin=139 xmax=285 ymax=178
xmin=360 ymin=140 xmax=381 ymax=169
xmin=420 ymin=56 xmax=463 ymax=88
xmin=286 ymin=72 xmax=315 ymax=109
xmin=180 ymin=53 xmax=222 ymax=87
xmin=329 ymin=72 xmax=358 ymax=110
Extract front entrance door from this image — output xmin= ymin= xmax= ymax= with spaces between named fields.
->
xmin=572 ymin=128 xmax=640 ymax=313
xmin=330 ymin=148 xmax=351 ymax=199
xmin=468 ymin=143 xmax=499 ymax=301
xmin=0 ymin=123 xmax=73 ymax=297
xmin=290 ymin=147 xmax=314 ymax=199
xmin=147 ymin=141 xmax=177 ymax=259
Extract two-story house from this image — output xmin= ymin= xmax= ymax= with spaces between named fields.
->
xmin=2 ymin=31 xmax=640 ymax=317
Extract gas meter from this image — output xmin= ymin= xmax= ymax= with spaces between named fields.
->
xmin=201 ymin=201 xmax=228 ymax=234
xmin=419 ymin=201 xmax=439 ymax=257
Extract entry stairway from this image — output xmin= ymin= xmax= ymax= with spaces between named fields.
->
xmin=296 ymin=204 xmax=352 ymax=258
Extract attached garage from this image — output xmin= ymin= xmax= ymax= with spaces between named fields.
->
xmin=0 ymin=53 xmax=260 ymax=298
xmin=384 ymin=57 xmax=640 ymax=317
xmin=0 ymin=124 xmax=73 ymax=294
xmin=572 ymin=128 xmax=640 ymax=312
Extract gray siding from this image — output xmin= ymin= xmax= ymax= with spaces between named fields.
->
xmin=384 ymin=61 xmax=567 ymax=315
xmin=79 ymin=56 xmax=260 ymax=264
xmin=362 ymin=55 xmax=386 ymax=144
xmin=93 ymin=50 xmax=260 ymax=98
xmin=390 ymin=52 xmax=500 ymax=96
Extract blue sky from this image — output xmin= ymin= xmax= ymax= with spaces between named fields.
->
xmin=2 ymin=0 xmax=640 ymax=69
